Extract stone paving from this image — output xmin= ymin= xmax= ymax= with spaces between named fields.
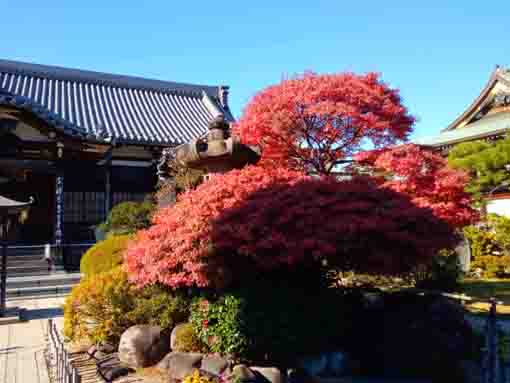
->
xmin=0 ymin=296 xmax=66 ymax=383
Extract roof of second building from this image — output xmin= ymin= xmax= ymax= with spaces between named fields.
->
xmin=0 ymin=59 xmax=233 ymax=146
xmin=415 ymin=112 xmax=510 ymax=147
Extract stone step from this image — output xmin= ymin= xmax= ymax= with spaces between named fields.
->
xmin=6 ymin=284 xmax=75 ymax=299
xmin=5 ymin=266 xmax=51 ymax=277
xmin=7 ymin=259 xmax=49 ymax=268
xmin=5 ymin=246 xmax=47 ymax=257
xmin=7 ymin=264 xmax=51 ymax=272
xmin=7 ymin=272 xmax=82 ymax=289
xmin=7 ymin=255 xmax=48 ymax=264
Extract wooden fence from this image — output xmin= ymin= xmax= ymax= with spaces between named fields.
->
xmin=47 ymin=318 xmax=82 ymax=383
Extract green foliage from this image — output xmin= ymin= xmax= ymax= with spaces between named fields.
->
xmin=190 ymin=283 xmax=352 ymax=363
xmin=414 ymin=250 xmax=462 ymax=292
xmin=127 ymin=285 xmax=190 ymax=330
xmin=172 ymin=323 xmax=208 ymax=353
xmin=99 ymin=201 xmax=154 ymax=235
xmin=488 ymin=214 xmax=510 ymax=254
xmin=464 ymin=224 xmax=499 ymax=258
xmin=471 ymin=255 xmax=510 ymax=278
xmin=64 ymin=268 xmax=190 ymax=345
xmin=80 ymin=235 xmax=132 ymax=277
xmin=190 ymin=294 xmax=247 ymax=357
xmin=448 ymin=137 xmax=510 ymax=199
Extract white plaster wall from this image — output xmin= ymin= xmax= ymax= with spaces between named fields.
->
xmin=487 ymin=198 xmax=510 ymax=217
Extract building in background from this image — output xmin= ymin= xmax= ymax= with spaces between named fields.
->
xmin=417 ymin=65 xmax=510 ymax=217
xmin=0 ymin=59 xmax=233 ymax=247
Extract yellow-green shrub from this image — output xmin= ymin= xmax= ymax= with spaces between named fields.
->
xmin=64 ymin=267 xmax=134 ymax=344
xmin=172 ymin=323 xmax=207 ymax=353
xmin=463 ymin=225 xmax=499 ymax=259
xmin=98 ymin=201 xmax=154 ymax=235
xmin=64 ymin=268 xmax=191 ymax=345
xmin=471 ymin=255 xmax=510 ymax=278
xmin=80 ymin=235 xmax=131 ymax=277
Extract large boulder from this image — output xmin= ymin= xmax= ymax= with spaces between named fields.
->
xmin=118 ymin=325 xmax=170 ymax=368
xmin=156 ymin=351 xmax=203 ymax=380
xmin=201 ymin=355 xmax=230 ymax=376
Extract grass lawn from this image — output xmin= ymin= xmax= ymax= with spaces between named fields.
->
xmin=459 ymin=278 xmax=510 ymax=317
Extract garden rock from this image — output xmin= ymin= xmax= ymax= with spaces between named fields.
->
xmin=250 ymin=367 xmax=286 ymax=383
xmin=201 ymin=355 xmax=230 ymax=375
xmin=98 ymin=341 xmax=116 ymax=354
xmin=170 ymin=323 xmax=189 ymax=350
xmin=88 ymin=341 xmax=116 ymax=360
xmin=87 ymin=345 xmax=108 ymax=360
xmin=157 ymin=351 xmax=203 ymax=379
xmin=97 ymin=355 xmax=131 ymax=382
xmin=231 ymin=364 xmax=256 ymax=382
xmin=118 ymin=325 xmax=170 ymax=368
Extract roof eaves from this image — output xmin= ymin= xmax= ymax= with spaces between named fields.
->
xmin=0 ymin=92 xmax=183 ymax=146
xmin=442 ymin=67 xmax=500 ymax=132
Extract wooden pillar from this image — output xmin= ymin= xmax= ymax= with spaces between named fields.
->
xmin=105 ymin=166 xmax=111 ymax=217
xmin=0 ymin=215 xmax=8 ymax=317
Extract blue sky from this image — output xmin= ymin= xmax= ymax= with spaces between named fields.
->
xmin=1 ymin=1 xmax=509 ymax=140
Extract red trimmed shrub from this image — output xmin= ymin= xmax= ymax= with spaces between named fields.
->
xmin=125 ymin=166 xmax=456 ymax=289
xmin=355 ymin=144 xmax=478 ymax=228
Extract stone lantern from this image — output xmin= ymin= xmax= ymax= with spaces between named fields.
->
xmin=174 ymin=114 xmax=260 ymax=175
xmin=0 ymin=195 xmax=32 ymax=317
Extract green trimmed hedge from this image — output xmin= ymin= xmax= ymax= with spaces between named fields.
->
xmin=80 ymin=235 xmax=132 ymax=277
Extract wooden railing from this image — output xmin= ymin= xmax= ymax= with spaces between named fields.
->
xmin=47 ymin=318 xmax=81 ymax=383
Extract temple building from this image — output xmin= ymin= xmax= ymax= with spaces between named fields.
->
xmin=0 ymin=59 xmax=233 ymax=246
xmin=416 ymin=66 xmax=510 ymax=152
xmin=416 ymin=66 xmax=510 ymax=217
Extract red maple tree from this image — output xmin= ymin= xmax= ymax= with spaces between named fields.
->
xmin=124 ymin=166 xmax=456 ymax=289
xmin=354 ymin=144 xmax=478 ymax=228
xmin=234 ymin=72 xmax=415 ymax=175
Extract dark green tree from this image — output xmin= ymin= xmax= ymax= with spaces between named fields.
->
xmin=448 ymin=137 xmax=510 ymax=200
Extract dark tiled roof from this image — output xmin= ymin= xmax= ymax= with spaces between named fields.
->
xmin=0 ymin=59 xmax=232 ymax=145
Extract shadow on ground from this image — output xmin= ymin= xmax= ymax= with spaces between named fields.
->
xmin=21 ymin=307 xmax=63 ymax=320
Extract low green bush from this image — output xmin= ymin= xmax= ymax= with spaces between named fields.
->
xmin=127 ymin=285 xmax=190 ymax=330
xmin=64 ymin=268 xmax=190 ymax=346
xmin=80 ymin=235 xmax=132 ymax=277
xmin=190 ymin=282 xmax=352 ymax=364
xmin=190 ymin=294 xmax=247 ymax=357
xmin=98 ymin=201 xmax=154 ymax=235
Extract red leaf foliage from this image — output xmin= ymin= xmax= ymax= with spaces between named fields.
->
xmin=354 ymin=144 xmax=478 ymax=228
xmin=234 ymin=72 xmax=415 ymax=175
xmin=124 ymin=165 xmax=456 ymax=289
